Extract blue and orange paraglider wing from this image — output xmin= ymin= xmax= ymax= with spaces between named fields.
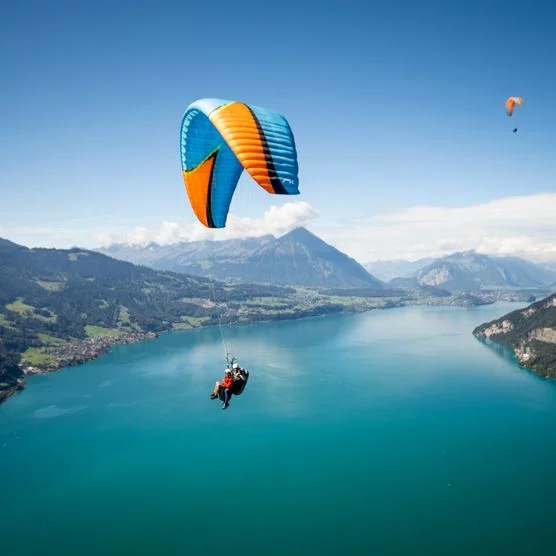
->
xmin=179 ymin=98 xmax=299 ymax=228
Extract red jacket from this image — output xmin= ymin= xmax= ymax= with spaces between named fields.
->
xmin=222 ymin=375 xmax=233 ymax=389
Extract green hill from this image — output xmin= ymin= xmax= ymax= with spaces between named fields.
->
xmin=0 ymin=238 xmax=389 ymax=402
xmin=473 ymin=294 xmax=556 ymax=377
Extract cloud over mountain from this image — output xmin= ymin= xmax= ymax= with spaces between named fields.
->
xmin=315 ymin=193 xmax=556 ymax=263
xmin=93 ymin=201 xmax=319 ymax=247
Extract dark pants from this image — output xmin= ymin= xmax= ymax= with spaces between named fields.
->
xmin=218 ymin=386 xmax=231 ymax=404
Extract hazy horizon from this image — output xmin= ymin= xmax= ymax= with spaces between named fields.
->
xmin=3 ymin=226 xmax=556 ymax=269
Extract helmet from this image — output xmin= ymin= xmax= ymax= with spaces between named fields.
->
xmin=225 ymin=368 xmax=231 ymax=374
xmin=232 ymin=363 xmax=239 ymax=369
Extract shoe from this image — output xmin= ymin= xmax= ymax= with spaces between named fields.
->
xmin=210 ymin=393 xmax=217 ymax=400
xmin=221 ymin=402 xmax=230 ymax=410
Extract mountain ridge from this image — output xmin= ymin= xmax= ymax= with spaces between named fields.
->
xmin=365 ymin=257 xmax=435 ymax=281
xmin=473 ymin=293 xmax=556 ymax=377
xmin=98 ymin=227 xmax=384 ymax=288
xmin=385 ymin=250 xmax=556 ymax=292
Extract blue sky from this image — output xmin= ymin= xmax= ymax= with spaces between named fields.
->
xmin=1 ymin=0 xmax=555 ymax=261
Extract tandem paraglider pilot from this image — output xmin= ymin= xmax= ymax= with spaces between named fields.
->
xmin=209 ymin=361 xmax=250 ymax=410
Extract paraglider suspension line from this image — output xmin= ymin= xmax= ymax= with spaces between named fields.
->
xmin=210 ymin=279 xmax=229 ymax=362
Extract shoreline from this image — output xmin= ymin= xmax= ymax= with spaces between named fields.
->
xmin=0 ymin=377 xmax=25 ymax=404
xmin=472 ymin=295 xmax=556 ymax=380
xmin=22 ymin=331 xmax=159 ymax=376
xmin=0 ymin=332 xmax=159 ymax=406
xmin=0 ymin=304 xmax=379 ymax=405
xmin=474 ymin=334 xmax=556 ymax=381
xmin=0 ymin=297 xmax=526 ymax=406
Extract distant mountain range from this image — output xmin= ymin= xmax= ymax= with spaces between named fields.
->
xmin=382 ymin=251 xmax=556 ymax=292
xmin=364 ymin=257 xmax=434 ymax=282
xmin=473 ymin=293 xmax=556 ymax=378
xmin=99 ymin=235 xmax=276 ymax=272
xmin=99 ymin=227 xmax=384 ymax=289
xmin=100 ymin=230 xmax=556 ymax=293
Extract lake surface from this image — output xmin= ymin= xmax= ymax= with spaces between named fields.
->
xmin=2 ymin=303 xmax=556 ymax=556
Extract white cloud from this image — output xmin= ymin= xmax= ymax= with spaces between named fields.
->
xmin=93 ymin=231 xmax=116 ymax=248
xmin=376 ymin=193 xmax=556 ymax=229
xmin=203 ymin=201 xmax=319 ymax=241
xmin=122 ymin=221 xmax=190 ymax=246
xmin=313 ymin=192 xmax=556 ymax=263
xmin=6 ymin=193 xmax=556 ymax=266
xmin=93 ymin=201 xmax=319 ymax=247
xmin=476 ymin=235 xmax=556 ymax=258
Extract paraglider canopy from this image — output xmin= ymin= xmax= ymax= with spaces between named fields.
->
xmin=179 ymin=98 xmax=300 ymax=228
xmin=505 ymin=96 xmax=523 ymax=117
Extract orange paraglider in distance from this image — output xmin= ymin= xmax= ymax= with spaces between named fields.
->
xmin=505 ymin=96 xmax=523 ymax=116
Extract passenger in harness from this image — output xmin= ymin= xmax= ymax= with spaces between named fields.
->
xmin=210 ymin=368 xmax=233 ymax=409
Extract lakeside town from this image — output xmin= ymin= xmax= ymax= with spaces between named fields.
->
xmin=21 ymin=331 xmax=159 ymax=375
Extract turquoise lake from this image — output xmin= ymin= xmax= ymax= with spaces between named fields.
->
xmin=1 ymin=303 xmax=556 ymax=555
